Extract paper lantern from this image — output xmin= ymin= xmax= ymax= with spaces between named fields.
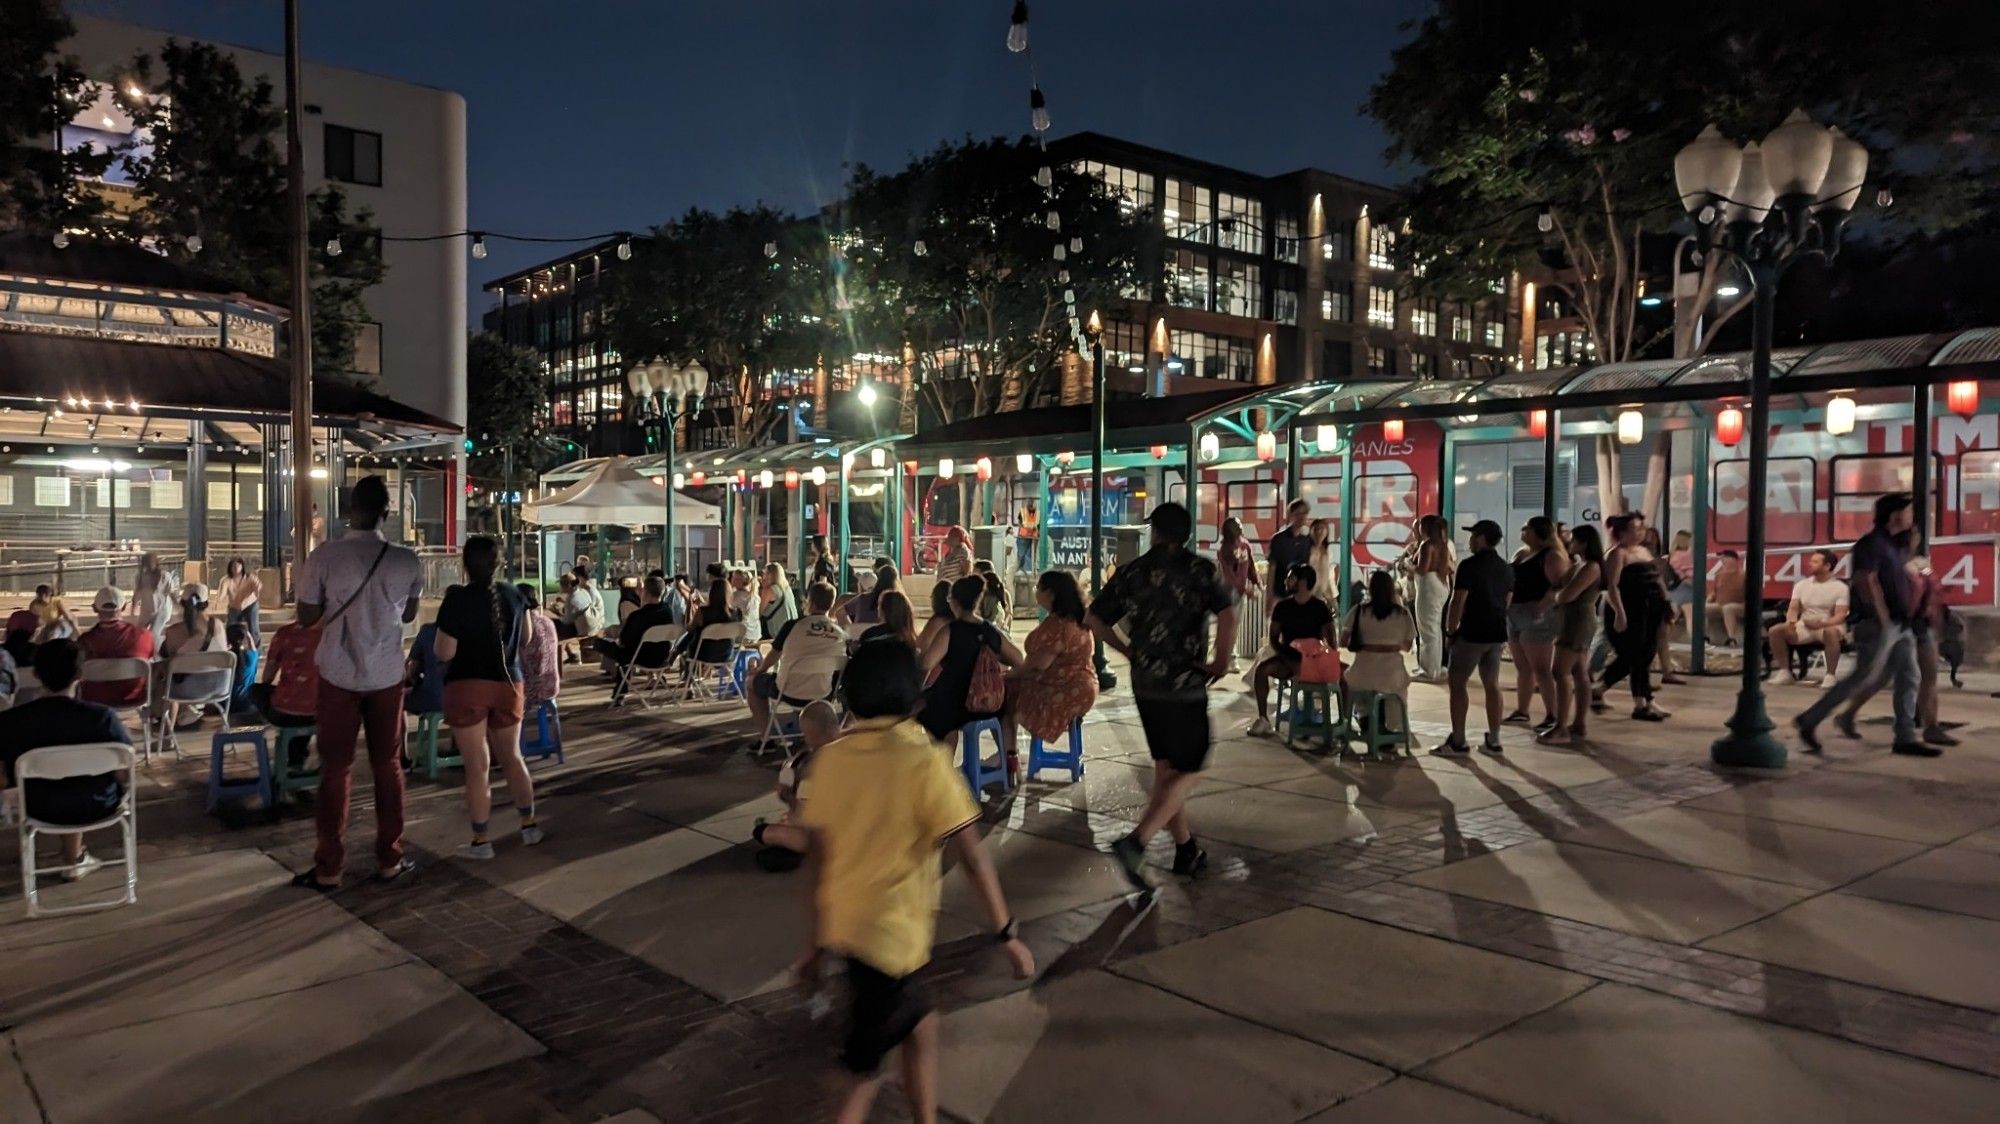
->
xmin=904 ymin=460 xmax=918 ymax=474
xmin=938 ymin=458 xmax=955 ymax=479
xmin=1255 ymin=431 xmax=1277 ymax=462
xmin=735 ymin=470 xmax=746 ymax=485
xmin=1825 ymin=394 xmax=1857 ymax=436
xmin=1016 ymin=453 xmax=1034 ymax=473
xmin=1382 ymin=418 xmax=1405 ymax=443
xmin=691 ymin=471 xmax=705 ymax=486
xmin=1716 ymin=405 xmax=1744 ymax=447
xmin=1947 ymin=379 xmax=1980 ymax=419
xmin=759 ymin=469 xmax=774 ymax=489
xmin=1616 ymin=409 xmax=1643 ymax=446
xmin=1150 ymin=444 xmax=1168 ymax=460
xmin=975 ymin=456 xmax=992 ymax=481
xmin=810 ymin=466 xmax=827 ymax=485
xmin=672 ymin=473 xmax=685 ymax=489
xmin=1198 ymin=432 xmax=1220 ymax=462
xmin=1315 ymin=423 xmax=1336 ymax=451
xmin=1056 ymin=450 xmax=1075 ymax=466
xmin=784 ymin=469 xmax=800 ymax=489
xmin=869 ymin=447 xmax=886 ymax=468
xmin=1528 ymin=409 xmax=1548 ymax=439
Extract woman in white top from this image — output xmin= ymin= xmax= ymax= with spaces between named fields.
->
xmin=218 ymin=558 xmax=263 ymax=648
xmin=160 ymin=581 xmax=231 ymax=730
xmin=1409 ymin=514 xmax=1454 ymax=682
xmin=129 ymin=553 xmax=175 ymax=651
xmin=932 ymin=525 xmax=974 ymax=618
xmin=1306 ymin=519 xmax=1338 ymax=611
xmin=1343 ymin=569 xmax=1415 ymax=703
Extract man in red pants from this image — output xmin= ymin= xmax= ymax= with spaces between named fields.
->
xmin=290 ymin=475 xmax=426 ymax=890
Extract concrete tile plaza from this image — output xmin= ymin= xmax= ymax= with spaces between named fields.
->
xmin=6 ymin=656 xmax=2000 ymax=1123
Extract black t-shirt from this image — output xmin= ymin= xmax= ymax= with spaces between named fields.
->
xmin=1269 ymin=595 xmax=1335 ymax=650
xmin=436 ymin=581 xmax=527 ymax=684
xmin=1453 ymin=549 xmax=1514 ymax=644
xmin=1267 ymin=527 xmax=1312 ymax=585
xmin=618 ymin=601 xmax=680 ymax=665
xmin=1847 ymin=529 xmax=1912 ymax=625
xmin=0 ymin=694 xmax=130 ymax=814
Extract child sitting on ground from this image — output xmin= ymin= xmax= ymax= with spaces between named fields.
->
xmin=792 ymin=640 xmax=1034 ymax=1122
xmin=751 ymin=700 xmax=840 ymax=870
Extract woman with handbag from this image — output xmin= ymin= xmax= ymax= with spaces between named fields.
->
xmin=918 ymin=575 xmax=1024 ymax=743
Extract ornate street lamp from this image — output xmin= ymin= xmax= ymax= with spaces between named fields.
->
xmin=1679 ymin=110 xmax=1867 ymax=769
xmin=630 ymin=359 xmax=707 ymax=573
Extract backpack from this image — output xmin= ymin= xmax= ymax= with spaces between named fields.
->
xmin=966 ymin=626 xmax=1007 ymax=712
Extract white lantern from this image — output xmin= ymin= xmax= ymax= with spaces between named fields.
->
xmin=1724 ymin=143 xmax=1775 ymax=224
xmin=1761 ymin=109 xmax=1834 ymax=200
xmin=1825 ymin=394 xmax=1857 ymax=436
xmin=939 ymin=457 xmax=955 ymax=478
xmin=1674 ymin=124 xmax=1743 ymax=215
xmin=869 ymin=447 xmax=886 ymax=468
xmin=1315 ymin=423 xmax=1336 ymax=452
xmin=672 ymin=473 xmax=684 ymax=489
xmin=810 ymin=465 xmax=827 ymax=485
xmin=1016 ymin=453 xmax=1034 ymax=473
xmin=1815 ymin=127 xmax=1869 ymax=214
xmin=1198 ymin=432 xmax=1220 ymax=462
xmin=759 ymin=468 xmax=774 ymax=489
xmin=1616 ymin=408 xmax=1644 ymax=446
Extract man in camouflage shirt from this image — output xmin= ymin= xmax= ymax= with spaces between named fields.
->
xmin=1087 ymin=502 xmax=1238 ymax=886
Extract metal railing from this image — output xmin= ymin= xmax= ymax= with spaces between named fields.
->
xmin=0 ymin=550 xmax=187 ymax=600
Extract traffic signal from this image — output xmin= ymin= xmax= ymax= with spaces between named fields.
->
xmin=463 ymin=437 xmax=475 ymax=453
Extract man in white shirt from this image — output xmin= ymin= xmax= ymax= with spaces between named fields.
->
xmin=292 ymin=476 xmax=426 ymax=890
xmin=1770 ymin=549 xmax=1851 ymax=684
xmin=745 ymin=581 xmax=847 ymax=732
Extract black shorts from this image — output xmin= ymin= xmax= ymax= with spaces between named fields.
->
xmin=25 ymin=779 xmax=123 ymax=827
xmin=1135 ymin=692 xmax=1212 ymax=773
xmin=842 ymin=959 xmax=932 ymax=1074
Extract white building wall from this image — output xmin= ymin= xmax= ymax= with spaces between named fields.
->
xmin=67 ymin=16 xmax=467 ymax=430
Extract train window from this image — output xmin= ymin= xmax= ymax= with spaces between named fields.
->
xmin=1711 ymin=457 xmax=1816 ymax=546
xmin=1831 ymin=454 xmax=1940 ymax=541
xmin=1960 ymin=450 xmax=2000 ymax=535
xmin=1351 ymin=472 xmax=1419 ymax=569
xmin=1226 ymin=480 xmax=1278 ymax=542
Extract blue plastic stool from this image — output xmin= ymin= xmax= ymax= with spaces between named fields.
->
xmin=1282 ymin=681 xmax=1343 ymax=752
xmin=207 ymin=729 xmax=272 ymax=813
xmin=1026 ymin=717 xmax=1086 ymax=782
xmin=413 ymin=712 xmax=459 ymax=779
xmin=959 ymin=718 xmax=1011 ymax=799
xmin=521 ymin=699 xmax=565 ymax=764
xmin=724 ymin=649 xmax=759 ymax=699
xmin=270 ymin=725 xmax=320 ymax=799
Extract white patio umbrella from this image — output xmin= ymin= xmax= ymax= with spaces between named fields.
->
xmin=522 ymin=455 xmax=718 ymax=528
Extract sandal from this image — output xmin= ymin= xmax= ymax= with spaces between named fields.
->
xmin=1503 ymin=710 xmax=1531 ymax=724
xmin=290 ymin=870 xmax=339 ymax=893
xmin=373 ymin=858 xmax=418 ymax=884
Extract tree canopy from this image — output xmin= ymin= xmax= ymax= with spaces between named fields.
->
xmin=0 ymin=0 xmax=110 ymax=234
xmin=464 ymin=331 xmax=553 ymax=477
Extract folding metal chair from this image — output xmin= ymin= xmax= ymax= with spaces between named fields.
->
xmin=684 ymin=622 xmax=747 ymax=702
xmin=17 ymin=741 xmax=139 ymax=918
xmin=756 ymin=649 xmax=846 ymax=755
xmin=612 ymin=623 xmax=683 ymax=708
xmin=159 ymin=650 xmax=237 ymax=758
xmin=79 ymin=657 xmax=157 ymax=762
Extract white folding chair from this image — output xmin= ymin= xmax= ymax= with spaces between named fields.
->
xmin=757 ymin=649 xmax=847 ymax=755
xmin=685 ymin=622 xmax=747 ymax=702
xmin=80 ymin=657 xmax=156 ymax=762
xmin=159 ymin=650 xmax=237 ymax=757
xmin=613 ymin=623 xmax=683 ymax=708
xmin=17 ymin=741 xmax=139 ymax=918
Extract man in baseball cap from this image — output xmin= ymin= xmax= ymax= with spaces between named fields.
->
xmin=1437 ymin=519 xmax=1513 ymax=755
xmin=78 ymin=584 xmax=154 ymax=707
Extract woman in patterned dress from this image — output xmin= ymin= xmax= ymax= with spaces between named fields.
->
xmin=1002 ymin=570 xmax=1098 ymax=761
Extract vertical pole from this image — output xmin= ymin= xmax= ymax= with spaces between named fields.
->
xmin=1440 ymin=431 xmax=1459 ymax=528
xmin=107 ymin=471 xmax=118 ymax=543
xmin=1690 ymin=419 xmax=1710 ymax=674
xmin=1712 ymin=263 xmax=1785 ymax=768
xmin=885 ymin=463 xmax=901 ymax=574
xmin=1338 ymin=427 xmax=1357 ymax=617
xmin=1184 ymin=426 xmax=1201 ymax=528
xmin=662 ymin=411 xmax=676 ymax=574
xmin=1285 ymin=423 xmax=1303 ymax=504
xmin=1038 ymin=462 xmax=1053 ymax=572
xmin=1090 ymin=336 xmax=1112 ymax=688
xmin=1541 ymin=408 xmax=1559 ymax=522
xmin=837 ymin=454 xmax=852 ymax=592
xmin=229 ymin=456 xmax=239 ymax=546
xmin=1912 ymin=383 xmax=1933 ymax=541
xmin=187 ymin=425 xmax=208 ymax=563
xmin=283 ymin=0 xmax=314 ymax=587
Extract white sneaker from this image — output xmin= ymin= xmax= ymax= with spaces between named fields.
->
xmin=456 ymin=841 xmax=496 ymax=861
xmin=1247 ymin=717 xmax=1275 ymax=737
xmin=520 ymin=825 xmax=545 ymax=847
xmin=61 ymin=852 xmax=105 ymax=883
xmin=1819 ymin=678 xmax=1837 ymax=690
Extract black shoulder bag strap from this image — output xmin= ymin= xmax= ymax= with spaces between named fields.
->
xmin=320 ymin=542 xmax=392 ymax=632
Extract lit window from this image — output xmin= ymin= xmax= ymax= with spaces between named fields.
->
xmin=1215 ymin=259 xmax=1262 ymax=318
xmin=1452 ymin=313 xmax=1472 ymax=342
xmin=1215 ymin=192 xmax=1264 ymax=255
xmin=1273 ymin=214 xmax=1300 ymax=263
xmin=1367 ymin=346 xmax=1392 ymax=375
xmin=1274 ymin=289 xmax=1299 ymax=326
xmin=1320 ymin=230 xmax=1349 ymax=261
xmin=1164 ymin=178 xmax=1213 ymax=243
xmin=1321 ymin=285 xmax=1350 ymax=322
xmin=1483 ymin=320 xmax=1505 ymax=348
xmin=1367 ymin=286 xmax=1396 ymax=329
xmin=1411 ymin=301 xmax=1438 ymax=337
xmin=1410 ymin=352 xmax=1435 ymax=378
xmin=1368 ymin=226 xmax=1396 ymax=270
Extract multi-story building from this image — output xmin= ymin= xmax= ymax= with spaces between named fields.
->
xmin=66 ymin=15 xmax=469 ymax=433
xmin=482 ymin=240 xmax=641 ymax=458
xmin=1049 ymin=132 xmax=1519 ymax=393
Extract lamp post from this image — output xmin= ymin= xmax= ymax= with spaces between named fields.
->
xmin=629 ymin=358 xmax=707 ymax=574
xmin=1085 ymin=309 xmax=1115 ymax=689
xmin=1675 ymin=111 xmax=1867 ymax=769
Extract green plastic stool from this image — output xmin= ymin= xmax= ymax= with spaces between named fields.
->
xmin=1346 ymin=690 xmax=1414 ymax=758
xmin=413 ymin=712 xmax=459 ymax=779
xmin=1280 ymin=680 xmax=1344 ymax=752
xmin=270 ymin=725 xmax=321 ymax=800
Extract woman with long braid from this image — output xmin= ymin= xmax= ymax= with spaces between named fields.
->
xmin=434 ymin=536 xmax=543 ymax=859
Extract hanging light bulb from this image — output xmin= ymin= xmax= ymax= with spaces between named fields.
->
xmin=869 ymin=447 xmax=886 ymax=468
xmin=1825 ymin=394 xmax=1857 ymax=436
xmin=471 ymin=233 xmax=487 ymax=259
xmin=1007 ymin=0 xmax=1029 ymax=52
xmin=1255 ymin=432 xmax=1277 ymax=462
xmin=811 ymin=465 xmax=827 ymax=486
xmin=975 ymin=456 xmax=993 ymax=481
xmin=1063 ymin=287 xmax=1076 ymax=305
xmin=186 ymin=234 xmax=203 ymax=254
xmin=1714 ymin=405 xmax=1745 ymax=446
xmin=913 ymin=239 xmax=927 ymax=257
xmin=1016 ymin=453 xmax=1034 ymax=473
xmin=1536 ymin=206 xmax=1553 ymax=233
xmin=325 ymin=235 xmax=342 ymax=257
xmin=1052 ymin=244 xmax=1066 ymax=262
xmin=1315 ymin=423 xmax=1336 ymax=451
xmin=1617 ymin=408 xmax=1644 ymax=445
xmin=617 ymin=238 xmax=633 ymax=261
xmin=1198 ymin=432 xmax=1220 ymax=462
xmin=1034 ymin=165 xmax=1052 ymax=189
xmin=1383 ymin=418 xmax=1406 ymax=443
xmin=1029 ymin=85 xmax=1049 ymax=133
xmin=1528 ymin=409 xmax=1549 ymax=438
xmin=1046 ymin=210 xmax=1060 ymax=231
xmin=1057 ymin=268 xmax=1069 ymax=283
xmin=1069 ymin=236 xmax=1083 ymax=253
xmin=763 ymin=241 xmax=778 ymax=259
xmin=940 ymin=457 xmax=956 ymax=478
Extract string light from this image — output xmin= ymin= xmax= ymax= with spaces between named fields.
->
xmin=471 ymin=233 xmax=487 ymax=259
xmin=1007 ymin=0 xmax=1029 ymax=51
xmin=325 ymin=236 xmax=342 ymax=257
xmin=1029 ymin=86 xmax=1049 ymax=132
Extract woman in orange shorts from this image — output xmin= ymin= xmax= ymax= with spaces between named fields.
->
xmin=434 ymin=536 xmax=543 ymax=859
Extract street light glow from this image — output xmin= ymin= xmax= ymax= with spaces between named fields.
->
xmin=858 ymin=382 xmax=878 ymax=406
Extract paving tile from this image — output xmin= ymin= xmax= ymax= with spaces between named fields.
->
xmin=1014 ymin=758 xmax=1238 ymax=815
xmin=14 ymin=962 xmax=543 ymax=1122
xmin=598 ymin=764 xmax=782 ymax=828
xmin=1683 ymin=770 xmax=2000 ymax=844
xmin=1829 ymin=743 xmax=2000 ymax=788
xmin=1554 ymin=806 xmax=1926 ymax=889
xmin=2 ymin=894 xmax=409 ymax=1040
xmin=1426 ymin=746 xmax=1657 ymax=792
xmin=0 ymin=1038 xmax=37 ymax=1124
xmin=1958 ymin=824 xmax=2000 ymax=854
xmin=1701 ymin=892 xmax=2000 ymax=1011
xmin=1116 ymin=907 xmax=1591 ymax=1069
xmin=1402 ymin=840 xmax=1812 ymax=943
xmin=939 ymin=828 xmax=1138 ymax=926
xmin=1266 ymin=762 xmax=1512 ymax=813
xmin=1422 ymin=983 xmax=2000 ymax=1123
xmin=1843 ymin=844 xmax=2000 ymax=921
xmin=0 ymin=849 xmax=284 ymax=952
xmin=1184 ymin=744 xmax=1328 ymax=786
xmin=1178 ymin=786 xmax=1422 ymax=853
xmin=1301 ymin=1077 xmax=1535 ymax=1123
xmin=935 ymin=970 xmax=1389 ymax=1124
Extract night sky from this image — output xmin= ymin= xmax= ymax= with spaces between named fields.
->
xmin=72 ymin=0 xmax=1428 ymax=303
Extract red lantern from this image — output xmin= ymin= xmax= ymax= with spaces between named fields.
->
xmin=1255 ymin=431 xmax=1277 ymax=462
xmin=1150 ymin=444 xmax=1168 ymax=460
xmin=1527 ymin=409 xmax=1548 ymax=439
xmin=1382 ymin=418 xmax=1405 ymax=443
xmin=784 ymin=468 xmax=800 ymax=489
xmin=975 ymin=456 xmax=993 ymax=481
xmin=691 ymin=471 xmax=705 ymax=486
xmin=1947 ymin=379 xmax=1980 ymax=419
xmin=904 ymin=460 xmax=919 ymax=474
xmin=1716 ymin=405 xmax=1745 ymax=447
xmin=1056 ymin=450 xmax=1075 ymax=466
xmin=735 ymin=470 xmax=746 ymax=485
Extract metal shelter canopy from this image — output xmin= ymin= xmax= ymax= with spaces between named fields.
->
xmin=642 ymin=432 xmax=913 ymax=479
xmin=893 ymin=387 xmax=1247 ymax=462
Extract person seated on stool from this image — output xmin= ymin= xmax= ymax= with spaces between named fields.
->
xmin=1247 ymin=563 xmax=1336 ymax=737
xmin=1768 ymin=549 xmax=1850 ymax=684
